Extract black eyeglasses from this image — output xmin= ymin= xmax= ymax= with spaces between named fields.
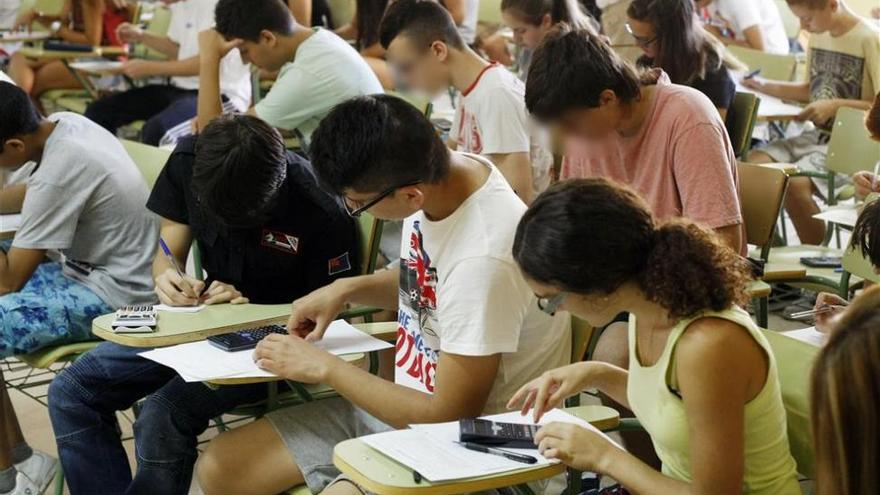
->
xmin=625 ymin=22 xmax=659 ymax=47
xmin=344 ymin=180 xmax=423 ymax=217
xmin=537 ymin=292 xmax=568 ymax=316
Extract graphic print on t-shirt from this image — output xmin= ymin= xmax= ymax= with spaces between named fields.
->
xmin=810 ymin=48 xmax=865 ymax=102
xmin=455 ymin=105 xmax=483 ymax=154
xmin=396 ymin=220 xmax=440 ymax=393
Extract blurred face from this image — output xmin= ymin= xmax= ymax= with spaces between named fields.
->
xmin=552 ymin=90 xmax=625 ymax=140
xmin=341 ymin=184 xmax=426 ymax=221
xmin=386 ymin=35 xmax=451 ymax=96
xmin=526 ymin=278 xmax=624 ymax=328
xmin=0 ymin=139 xmax=30 ymax=170
xmin=502 ymin=11 xmax=553 ymax=50
xmin=626 ymin=17 xmax=659 ymax=59
xmin=789 ymin=2 xmax=835 ymax=34
xmin=235 ymin=31 xmax=289 ymax=71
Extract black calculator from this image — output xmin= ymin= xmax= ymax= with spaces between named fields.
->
xmin=459 ymin=419 xmax=540 ymax=448
xmin=207 ymin=325 xmax=288 ymax=352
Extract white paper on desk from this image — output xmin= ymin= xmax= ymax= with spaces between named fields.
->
xmin=362 ymin=409 xmax=621 ymax=482
xmin=0 ymin=214 xmax=22 ymax=233
xmin=813 ymin=205 xmax=859 ymax=228
xmin=154 ymin=304 xmax=206 ymax=313
xmin=733 ymin=74 xmax=803 ymax=119
xmin=68 ymin=60 xmax=124 ymax=73
xmin=138 ymin=320 xmax=393 ymax=382
xmin=783 ymin=327 xmax=828 ymax=347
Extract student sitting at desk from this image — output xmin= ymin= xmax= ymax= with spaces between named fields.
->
xmin=194 ymin=95 xmax=572 ymax=495
xmin=47 ymin=114 xmax=359 ymax=495
xmin=0 ymin=81 xmax=156 ymax=495
xmin=745 ymin=0 xmax=880 ymax=245
xmin=333 ymin=0 xmax=394 ymax=88
xmin=380 ymin=0 xmax=553 ymax=202
xmin=196 ymin=0 xmax=383 ymax=149
xmin=695 ymin=0 xmax=790 ymax=55
xmin=84 ymin=0 xmax=251 ymax=146
xmin=508 ymin=178 xmax=800 ymax=495
xmin=8 ymin=0 xmax=128 ymax=104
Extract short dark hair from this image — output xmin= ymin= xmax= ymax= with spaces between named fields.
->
xmin=513 ymin=178 xmax=751 ymax=319
xmin=308 ymin=94 xmax=450 ymax=194
xmin=192 ymin=115 xmax=288 ymax=227
xmin=379 ymin=0 xmax=464 ymax=51
xmin=852 ymin=199 xmax=880 ymax=268
xmin=0 ymin=82 xmax=41 ymax=152
xmin=525 ymin=25 xmax=641 ymax=121
xmin=215 ymin=0 xmax=294 ymax=42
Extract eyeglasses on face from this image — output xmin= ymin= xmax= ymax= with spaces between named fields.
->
xmin=343 ymin=180 xmax=423 ymax=217
xmin=537 ymin=292 xmax=568 ymax=316
xmin=625 ymin=22 xmax=659 ymax=47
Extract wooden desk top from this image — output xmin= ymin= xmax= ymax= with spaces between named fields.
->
xmin=18 ymin=45 xmax=127 ymax=59
xmin=92 ymin=303 xmax=292 ymax=348
xmin=332 ymin=405 xmax=620 ymax=495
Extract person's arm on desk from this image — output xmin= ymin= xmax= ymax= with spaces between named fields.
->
xmin=0 ymin=247 xmax=46 ymax=295
xmin=116 ymin=56 xmax=200 ymax=80
xmin=741 ymin=77 xmax=810 ymax=103
xmin=117 ymin=22 xmax=181 ymax=59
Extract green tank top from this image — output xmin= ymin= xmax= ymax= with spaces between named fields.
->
xmin=626 ymin=307 xmax=800 ymax=494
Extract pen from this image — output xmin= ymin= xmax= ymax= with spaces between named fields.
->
xmin=159 ymin=238 xmax=199 ymax=300
xmin=454 ymin=441 xmax=538 ymax=464
xmin=744 ymin=68 xmax=762 ymax=80
xmin=789 ymin=306 xmax=838 ymax=319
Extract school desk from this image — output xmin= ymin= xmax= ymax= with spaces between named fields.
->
xmin=17 ymin=45 xmax=128 ymax=99
xmin=0 ymin=30 xmax=52 ymax=43
xmin=332 ymin=405 xmax=621 ymax=495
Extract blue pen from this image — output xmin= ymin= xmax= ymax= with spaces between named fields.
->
xmin=159 ymin=238 xmax=199 ymax=299
xmin=744 ymin=68 xmax=762 ymax=80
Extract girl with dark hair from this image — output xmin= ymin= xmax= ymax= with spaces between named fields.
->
xmin=334 ymin=0 xmax=394 ymax=88
xmin=500 ymin=0 xmax=598 ymax=79
xmin=508 ymin=178 xmax=800 ymax=494
xmin=626 ymin=0 xmax=736 ymax=117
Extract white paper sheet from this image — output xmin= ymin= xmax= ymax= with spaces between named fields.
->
xmin=68 ymin=61 xmax=124 ymax=73
xmin=733 ymin=74 xmax=803 ymax=119
xmin=0 ymin=214 xmax=21 ymax=233
xmin=139 ymin=320 xmax=393 ymax=382
xmin=782 ymin=326 xmax=828 ymax=347
xmin=154 ymin=304 xmax=206 ymax=313
xmin=361 ymin=409 xmax=621 ymax=483
xmin=813 ymin=205 xmax=859 ymax=228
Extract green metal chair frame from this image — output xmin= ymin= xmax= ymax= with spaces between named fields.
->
xmin=725 ymin=92 xmax=761 ymax=160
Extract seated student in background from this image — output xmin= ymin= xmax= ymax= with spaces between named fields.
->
xmin=48 ymin=114 xmax=359 ymax=495
xmin=528 ymin=26 xmax=745 ymax=253
xmin=195 ymin=95 xmax=571 ymax=495
xmin=745 ymin=0 xmax=879 ymax=246
xmin=810 ymin=285 xmax=880 ymax=495
xmin=0 ymin=81 xmax=156 ymax=495
xmin=334 ymin=0 xmax=394 ymax=88
xmin=8 ymin=0 xmax=127 ymax=102
xmin=288 ymin=0 xmax=334 ymax=27
xmin=695 ymin=0 xmax=790 ymax=54
xmin=500 ymin=0 xmax=597 ymax=81
xmin=509 ymin=178 xmax=801 ymax=495
xmin=84 ymin=0 xmax=251 ymax=146
xmin=196 ymin=0 xmax=383 ymax=149
xmin=627 ymin=0 xmax=736 ymax=119
xmin=381 ymin=0 xmax=553 ymax=202
xmin=853 ymin=91 xmax=880 ymax=199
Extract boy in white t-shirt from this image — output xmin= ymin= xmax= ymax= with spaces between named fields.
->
xmin=194 ymin=94 xmax=571 ymax=495
xmin=696 ymin=0 xmax=790 ymax=54
xmin=84 ymin=0 xmax=251 ymax=145
xmin=197 ymin=0 xmax=383 ymax=148
xmin=380 ymin=0 xmax=553 ymax=202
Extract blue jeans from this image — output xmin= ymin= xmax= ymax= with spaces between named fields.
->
xmin=48 ymin=342 xmax=285 ymax=495
xmin=0 ymin=262 xmax=111 ymax=358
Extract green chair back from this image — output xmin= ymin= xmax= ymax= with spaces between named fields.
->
xmin=727 ymin=46 xmax=798 ymax=82
xmin=326 ymin=0 xmax=354 ymax=26
xmin=19 ymin=0 xmax=64 ymax=31
xmin=825 ymin=107 xmax=880 ymax=178
xmin=725 ymin=92 xmax=760 ymax=159
xmin=121 ymin=139 xmax=171 ymax=188
xmin=737 ymin=162 xmax=789 ymax=260
xmin=478 ymin=0 xmax=502 ymax=25
xmin=132 ymin=3 xmax=172 ymax=60
xmin=387 ymin=90 xmax=433 ymax=119
xmin=761 ymin=329 xmax=819 ymax=478
xmin=570 ymin=316 xmax=595 ymax=364
xmin=357 ymin=213 xmax=384 ymax=276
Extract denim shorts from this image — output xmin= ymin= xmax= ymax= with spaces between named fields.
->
xmin=0 ymin=261 xmax=111 ymax=358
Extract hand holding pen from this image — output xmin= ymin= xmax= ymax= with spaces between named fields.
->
xmin=789 ymin=292 xmax=848 ymax=334
xmin=155 ymin=238 xmax=205 ymax=306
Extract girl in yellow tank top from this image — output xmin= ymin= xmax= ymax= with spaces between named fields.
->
xmin=508 ymin=178 xmax=800 ymax=494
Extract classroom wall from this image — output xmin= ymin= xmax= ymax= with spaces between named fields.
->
xmin=849 ymin=0 xmax=876 ymax=19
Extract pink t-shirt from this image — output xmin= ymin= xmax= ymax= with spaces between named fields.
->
xmin=562 ymin=73 xmax=745 ymax=253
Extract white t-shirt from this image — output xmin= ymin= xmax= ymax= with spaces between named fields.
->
xmin=456 ymin=0 xmax=478 ymax=45
xmin=395 ymin=154 xmax=571 ymax=414
xmin=167 ymin=0 xmax=251 ymax=110
xmin=450 ymin=63 xmax=553 ymax=196
xmin=254 ymin=28 xmax=383 ymax=145
xmin=703 ymin=0 xmax=789 ymax=55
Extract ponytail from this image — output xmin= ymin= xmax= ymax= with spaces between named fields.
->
xmin=501 ymin=0 xmax=597 ymax=33
xmin=639 ymin=221 xmax=752 ymax=319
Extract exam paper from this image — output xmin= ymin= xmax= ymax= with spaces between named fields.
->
xmin=813 ymin=205 xmax=859 ymax=228
xmin=68 ymin=61 xmax=124 ymax=73
xmin=733 ymin=74 xmax=803 ymax=120
xmin=361 ymin=409 xmax=621 ymax=482
xmin=154 ymin=304 xmax=206 ymax=313
xmin=782 ymin=327 xmax=828 ymax=347
xmin=139 ymin=320 xmax=393 ymax=382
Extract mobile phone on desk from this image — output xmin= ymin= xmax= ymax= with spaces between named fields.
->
xmin=800 ymin=256 xmax=842 ymax=268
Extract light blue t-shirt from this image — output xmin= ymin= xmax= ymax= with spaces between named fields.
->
xmin=254 ymin=28 xmax=384 ymax=146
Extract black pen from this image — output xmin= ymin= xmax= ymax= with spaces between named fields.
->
xmin=454 ymin=441 xmax=538 ymax=464
xmin=744 ymin=68 xmax=762 ymax=80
